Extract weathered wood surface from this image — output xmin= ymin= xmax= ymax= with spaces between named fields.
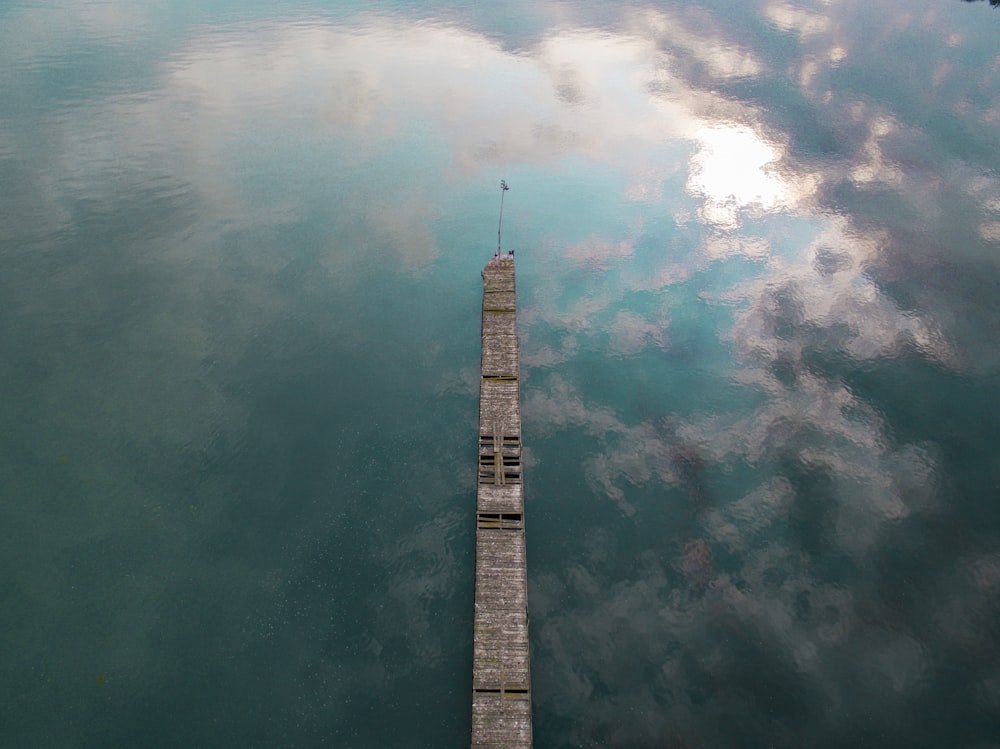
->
xmin=472 ymin=253 xmax=532 ymax=749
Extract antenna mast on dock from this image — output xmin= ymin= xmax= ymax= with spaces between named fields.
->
xmin=497 ymin=179 xmax=509 ymax=254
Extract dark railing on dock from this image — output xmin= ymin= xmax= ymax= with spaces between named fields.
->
xmin=471 ymin=251 xmax=532 ymax=748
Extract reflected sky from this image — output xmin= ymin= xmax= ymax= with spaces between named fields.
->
xmin=2 ymin=0 xmax=1000 ymax=747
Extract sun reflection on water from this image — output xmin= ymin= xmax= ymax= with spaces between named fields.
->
xmin=687 ymin=125 xmax=799 ymax=229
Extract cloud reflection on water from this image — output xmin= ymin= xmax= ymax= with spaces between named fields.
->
xmin=123 ymin=15 xmax=997 ymax=745
xmin=688 ymin=124 xmax=807 ymax=229
xmin=4 ymin=0 xmax=1000 ymax=746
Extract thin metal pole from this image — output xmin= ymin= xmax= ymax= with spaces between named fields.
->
xmin=497 ymin=180 xmax=509 ymax=254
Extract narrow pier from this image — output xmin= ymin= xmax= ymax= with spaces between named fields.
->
xmin=471 ymin=251 xmax=532 ymax=748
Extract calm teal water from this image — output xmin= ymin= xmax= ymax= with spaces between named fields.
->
xmin=3 ymin=1 xmax=1000 ymax=746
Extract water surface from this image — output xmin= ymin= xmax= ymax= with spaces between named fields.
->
xmin=2 ymin=1 xmax=1000 ymax=746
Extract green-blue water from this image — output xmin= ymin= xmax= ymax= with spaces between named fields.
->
xmin=3 ymin=1 xmax=1000 ymax=746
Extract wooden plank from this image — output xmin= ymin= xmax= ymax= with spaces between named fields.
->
xmin=481 ymin=339 xmax=519 ymax=378
xmin=476 ymin=485 xmax=523 ymax=514
xmin=472 ymin=252 xmax=532 ymax=748
xmin=471 ymin=693 xmax=532 ymax=749
xmin=483 ymin=292 xmax=516 ymax=312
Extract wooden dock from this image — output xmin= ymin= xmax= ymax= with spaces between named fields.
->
xmin=471 ymin=252 xmax=532 ymax=748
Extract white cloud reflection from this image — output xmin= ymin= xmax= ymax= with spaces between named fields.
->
xmin=714 ymin=217 xmax=957 ymax=366
xmin=764 ymin=1 xmax=831 ymax=39
xmin=632 ymin=7 xmax=764 ymax=81
xmin=687 ymin=124 xmax=807 ymax=229
xmin=97 ymin=12 xmax=809 ymax=256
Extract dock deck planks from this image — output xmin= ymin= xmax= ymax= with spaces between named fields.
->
xmin=472 ymin=253 xmax=532 ymax=749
